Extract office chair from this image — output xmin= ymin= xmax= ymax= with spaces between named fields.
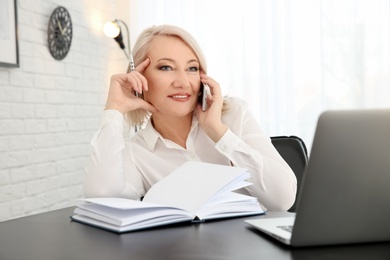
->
xmin=271 ymin=136 xmax=308 ymax=212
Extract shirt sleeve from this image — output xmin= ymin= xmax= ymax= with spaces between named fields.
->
xmin=83 ymin=110 xmax=145 ymax=199
xmin=215 ymin=98 xmax=297 ymax=211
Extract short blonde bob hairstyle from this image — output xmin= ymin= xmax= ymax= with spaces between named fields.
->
xmin=127 ymin=25 xmax=208 ymax=126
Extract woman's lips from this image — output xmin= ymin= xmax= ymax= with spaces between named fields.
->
xmin=168 ymin=94 xmax=191 ymax=101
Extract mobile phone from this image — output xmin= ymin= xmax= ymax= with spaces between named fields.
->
xmin=198 ymin=82 xmax=210 ymax=111
xmin=198 ymin=83 xmax=209 ymax=111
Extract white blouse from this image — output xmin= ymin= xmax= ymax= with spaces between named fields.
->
xmin=83 ymin=97 xmax=297 ymax=211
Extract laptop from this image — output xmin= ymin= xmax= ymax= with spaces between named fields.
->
xmin=245 ymin=109 xmax=390 ymax=247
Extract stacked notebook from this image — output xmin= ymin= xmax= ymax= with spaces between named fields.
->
xmin=71 ymin=161 xmax=264 ymax=233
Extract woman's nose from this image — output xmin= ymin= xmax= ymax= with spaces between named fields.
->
xmin=172 ymin=71 xmax=190 ymax=88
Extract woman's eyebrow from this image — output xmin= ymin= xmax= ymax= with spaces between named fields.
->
xmin=157 ymin=58 xmax=174 ymax=63
xmin=156 ymin=58 xmax=199 ymax=64
xmin=188 ymin=59 xmax=199 ymax=64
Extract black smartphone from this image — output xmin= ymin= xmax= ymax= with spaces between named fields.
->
xmin=198 ymin=83 xmax=209 ymax=111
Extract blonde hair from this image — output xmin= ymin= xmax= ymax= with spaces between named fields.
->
xmin=127 ymin=25 xmax=208 ymax=126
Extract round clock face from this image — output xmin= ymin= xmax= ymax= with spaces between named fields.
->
xmin=48 ymin=6 xmax=73 ymax=60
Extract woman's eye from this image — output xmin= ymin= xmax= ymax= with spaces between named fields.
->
xmin=188 ymin=66 xmax=199 ymax=72
xmin=159 ymin=66 xmax=172 ymax=71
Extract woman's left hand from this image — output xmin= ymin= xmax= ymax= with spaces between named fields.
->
xmin=196 ymin=74 xmax=228 ymax=143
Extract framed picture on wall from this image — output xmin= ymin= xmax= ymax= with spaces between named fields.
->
xmin=0 ymin=0 xmax=19 ymax=67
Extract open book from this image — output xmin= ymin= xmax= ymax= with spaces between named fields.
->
xmin=71 ymin=161 xmax=264 ymax=233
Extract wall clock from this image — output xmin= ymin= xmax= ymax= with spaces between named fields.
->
xmin=47 ymin=6 xmax=73 ymax=60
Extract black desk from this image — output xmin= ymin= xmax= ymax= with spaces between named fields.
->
xmin=0 ymin=207 xmax=389 ymax=260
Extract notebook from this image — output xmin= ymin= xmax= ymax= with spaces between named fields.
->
xmin=245 ymin=109 xmax=390 ymax=247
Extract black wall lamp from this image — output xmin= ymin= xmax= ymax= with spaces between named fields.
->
xmin=104 ymin=19 xmax=135 ymax=72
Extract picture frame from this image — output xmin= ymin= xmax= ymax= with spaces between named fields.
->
xmin=0 ymin=0 xmax=19 ymax=67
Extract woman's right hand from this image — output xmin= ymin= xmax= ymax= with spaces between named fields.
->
xmin=105 ymin=58 xmax=157 ymax=114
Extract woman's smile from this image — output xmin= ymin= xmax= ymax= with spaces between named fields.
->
xmin=168 ymin=93 xmax=191 ymax=102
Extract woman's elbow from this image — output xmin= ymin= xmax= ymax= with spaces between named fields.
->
xmin=262 ymin=176 xmax=297 ymax=211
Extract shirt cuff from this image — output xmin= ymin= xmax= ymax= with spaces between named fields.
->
xmin=101 ymin=109 xmax=124 ymax=126
xmin=215 ymin=129 xmax=242 ymax=154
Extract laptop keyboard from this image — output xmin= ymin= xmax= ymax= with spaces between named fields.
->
xmin=277 ymin=225 xmax=293 ymax=233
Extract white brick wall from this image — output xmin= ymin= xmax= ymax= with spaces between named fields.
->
xmin=0 ymin=0 xmax=129 ymax=221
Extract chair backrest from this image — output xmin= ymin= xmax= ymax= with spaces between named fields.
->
xmin=271 ymin=136 xmax=308 ymax=212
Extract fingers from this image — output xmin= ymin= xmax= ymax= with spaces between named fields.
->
xmin=127 ymin=58 xmax=150 ymax=93
xmin=125 ymin=73 xmax=145 ymax=94
xmin=200 ymin=73 xmax=222 ymax=100
xmin=119 ymin=72 xmax=148 ymax=95
xmin=136 ymin=57 xmax=151 ymax=73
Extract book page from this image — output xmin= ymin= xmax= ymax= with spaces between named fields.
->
xmin=142 ymin=161 xmax=250 ymax=213
xmin=76 ymin=203 xmax=192 ymax=226
xmin=71 ymin=214 xmax=192 ymax=233
xmin=82 ymin=197 xmax=163 ymax=210
xmin=78 ymin=198 xmax=193 ymax=226
xmin=195 ymin=192 xmax=263 ymax=219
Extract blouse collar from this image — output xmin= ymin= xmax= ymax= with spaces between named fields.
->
xmin=142 ymin=114 xmax=199 ymax=151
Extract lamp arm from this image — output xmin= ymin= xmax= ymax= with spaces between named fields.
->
xmin=115 ymin=19 xmax=135 ymax=72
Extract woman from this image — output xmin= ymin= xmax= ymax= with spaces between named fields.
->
xmin=84 ymin=25 xmax=296 ymax=211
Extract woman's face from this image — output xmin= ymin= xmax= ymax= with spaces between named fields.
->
xmin=142 ymin=35 xmax=201 ymax=117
